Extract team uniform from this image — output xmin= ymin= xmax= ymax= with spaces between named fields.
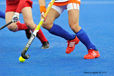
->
xmin=5 ymin=0 xmax=49 ymax=48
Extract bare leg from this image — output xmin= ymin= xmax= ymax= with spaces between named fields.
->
xmin=21 ymin=7 xmax=35 ymax=30
xmin=42 ymin=8 xmax=60 ymax=30
xmin=5 ymin=12 xmax=17 ymax=31
xmin=22 ymin=7 xmax=49 ymax=48
xmin=68 ymin=9 xmax=81 ymax=33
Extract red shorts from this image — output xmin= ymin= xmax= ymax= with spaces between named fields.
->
xmin=6 ymin=0 xmax=33 ymax=13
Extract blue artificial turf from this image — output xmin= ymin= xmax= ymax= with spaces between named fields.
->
xmin=0 ymin=0 xmax=114 ymax=76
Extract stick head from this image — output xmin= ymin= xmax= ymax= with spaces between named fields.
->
xmin=21 ymin=52 xmax=30 ymax=59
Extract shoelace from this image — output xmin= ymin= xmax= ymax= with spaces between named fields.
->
xmin=68 ymin=41 xmax=75 ymax=47
xmin=88 ymin=50 xmax=97 ymax=56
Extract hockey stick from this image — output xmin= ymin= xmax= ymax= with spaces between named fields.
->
xmin=21 ymin=0 xmax=55 ymax=59
xmin=0 ymin=21 xmax=12 ymax=30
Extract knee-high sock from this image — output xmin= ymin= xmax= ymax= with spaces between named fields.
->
xmin=32 ymin=25 xmax=48 ymax=43
xmin=0 ymin=11 xmax=5 ymax=19
xmin=76 ymin=29 xmax=97 ymax=50
xmin=49 ymin=24 xmax=75 ymax=40
xmin=16 ymin=21 xmax=28 ymax=31
xmin=37 ymin=29 xmax=48 ymax=43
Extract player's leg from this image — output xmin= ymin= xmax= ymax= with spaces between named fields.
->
xmin=68 ymin=3 xmax=100 ymax=59
xmin=42 ymin=6 xmax=79 ymax=53
xmin=5 ymin=12 xmax=32 ymax=40
xmin=5 ymin=1 xmax=30 ymax=32
xmin=0 ymin=11 xmax=5 ymax=19
xmin=5 ymin=1 xmax=33 ymax=40
xmin=16 ymin=22 xmax=31 ymax=39
xmin=42 ymin=7 xmax=76 ymax=40
xmin=21 ymin=7 xmax=49 ymax=48
xmin=5 ymin=12 xmax=16 ymax=31
xmin=5 ymin=12 xmax=29 ymax=31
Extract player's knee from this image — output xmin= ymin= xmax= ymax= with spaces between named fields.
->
xmin=7 ymin=25 xmax=17 ymax=32
xmin=69 ymin=23 xmax=78 ymax=29
xmin=42 ymin=21 xmax=53 ymax=30
xmin=69 ymin=23 xmax=80 ymax=32
xmin=24 ymin=20 xmax=34 ymax=27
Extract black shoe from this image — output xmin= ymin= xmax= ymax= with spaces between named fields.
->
xmin=42 ymin=41 xmax=49 ymax=49
xmin=25 ymin=29 xmax=32 ymax=39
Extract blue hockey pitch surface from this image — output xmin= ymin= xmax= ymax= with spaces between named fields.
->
xmin=0 ymin=0 xmax=114 ymax=76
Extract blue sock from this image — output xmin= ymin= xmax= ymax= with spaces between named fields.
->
xmin=76 ymin=29 xmax=97 ymax=50
xmin=49 ymin=24 xmax=75 ymax=40
xmin=0 ymin=11 xmax=5 ymax=19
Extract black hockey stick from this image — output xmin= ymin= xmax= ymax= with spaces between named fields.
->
xmin=0 ymin=21 xmax=12 ymax=30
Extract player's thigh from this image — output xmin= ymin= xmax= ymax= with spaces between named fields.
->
xmin=43 ymin=8 xmax=60 ymax=30
xmin=21 ymin=7 xmax=35 ymax=29
xmin=5 ymin=12 xmax=14 ymax=23
xmin=5 ymin=12 xmax=17 ymax=30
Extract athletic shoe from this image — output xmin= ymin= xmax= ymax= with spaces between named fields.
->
xmin=66 ymin=36 xmax=80 ymax=54
xmin=42 ymin=41 xmax=49 ymax=49
xmin=25 ymin=29 xmax=32 ymax=39
xmin=84 ymin=49 xmax=100 ymax=59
